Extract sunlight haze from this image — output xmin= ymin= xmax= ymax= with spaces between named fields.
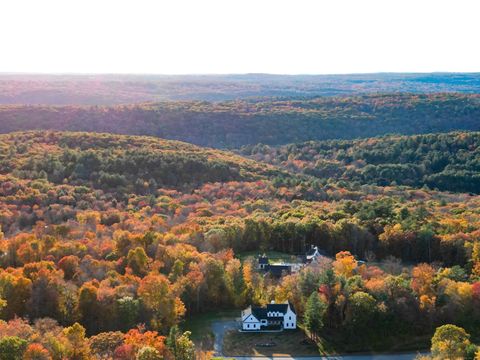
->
xmin=0 ymin=0 xmax=479 ymax=74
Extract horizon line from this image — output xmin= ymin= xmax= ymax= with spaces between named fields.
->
xmin=1 ymin=71 xmax=480 ymax=77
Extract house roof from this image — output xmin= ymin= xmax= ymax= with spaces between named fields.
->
xmin=266 ymin=303 xmax=288 ymax=313
xmin=258 ymin=255 xmax=269 ymax=264
xmin=288 ymin=301 xmax=296 ymax=314
xmin=241 ymin=306 xmax=252 ymax=319
xmin=252 ymin=307 xmax=267 ymax=320
xmin=265 ymin=264 xmax=291 ymax=277
xmin=252 ymin=304 xmax=290 ymax=319
xmin=246 ymin=301 xmax=296 ymax=321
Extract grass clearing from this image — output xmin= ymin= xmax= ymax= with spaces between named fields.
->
xmin=236 ymin=250 xmax=298 ymax=264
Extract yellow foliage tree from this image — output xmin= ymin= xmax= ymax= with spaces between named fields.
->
xmin=333 ymin=251 xmax=357 ymax=278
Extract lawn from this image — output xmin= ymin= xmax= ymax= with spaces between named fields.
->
xmin=236 ymin=250 xmax=298 ymax=264
xmin=222 ymin=329 xmax=319 ymax=357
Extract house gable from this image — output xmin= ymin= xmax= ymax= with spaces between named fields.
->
xmin=243 ymin=314 xmax=260 ymax=323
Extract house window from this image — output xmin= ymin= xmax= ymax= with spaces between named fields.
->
xmin=289 ymin=316 xmax=291 ymax=320
xmin=247 ymin=324 xmax=250 ymax=328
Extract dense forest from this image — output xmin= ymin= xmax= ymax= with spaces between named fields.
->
xmin=242 ymin=132 xmax=480 ymax=194
xmin=1 ymin=131 xmax=480 ymax=358
xmin=0 ymin=131 xmax=280 ymax=193
xmin=1 ymin=93 xmax=480 ymax=148
xmin=1 ymin=73 xmax=480 ymax=104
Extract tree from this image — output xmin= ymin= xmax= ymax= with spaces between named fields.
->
xmin=124 ymin=329 xmax=165 ymax=355
xmin=169 ymin=259 xmax=184 ymax=282
xmin=0 ymin=296 xmax=6 ymax=316
xmin=0 ymin=336 xmax=27 ymax=360
xmin=175 ymin=331 xmax=195 ymax=360
xmin=431 ymin=324 xmax=471 ymax=359
xmin=63 ymin=323 xmax=90 ymax=360
xmin=58 ymin=255 xmax=79 ymax=280
xmin=411 ymin=263 xmax=436 ymax=297
xmin=136 ymin=346 xmax=162 ymax=360
xmin=166 ymin=327 xmax=195 ymax=360
xmin=117 ymin=296 xmax=140 ymax=332
xmin=89 ymin=332 xmax=124 ymax=359
xmin=166 ymin=325 xmax=181 ymax=358
xmin=77 ymin=282 xmax=99 ymax=334
xmin=23 ymin=343 xmax=52 ymax=360
xmin=345 ymin=291 xmax=377 ymax=333
xmin=225 ymin=258 xmax=246 ymax=307
xmin=127 ymin=247 xmax=149 ymax=277
xmin=304 ymin=292 xmax=327 ymax=340
xmin=0 ymin=273 xmax=32 ymax=319
xmin=333 ymin=251 xmax=357 ymax=278
xmin=138 ymin=274 xmax=184 ymax=331
xmin=204 ymin=228 xmax=228 ymax=252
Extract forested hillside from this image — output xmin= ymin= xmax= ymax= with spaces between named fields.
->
xmin=1 ymin=131 xmax=480 ymax=358
xmin=243 ymin=132 xmax=480 ymax=193
xmin=1 ymin=73 xmax=480 ymax=104
xmin=1 ymin=93 xmax=480 ymax=148
xmin=0 ymin=131 xmax=278 ymax=194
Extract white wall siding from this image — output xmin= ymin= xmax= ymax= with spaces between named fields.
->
xmin=242 ymin=314 xmax=261 ymax=330
xmin=283 ymin=307 xmax=296 ymax=329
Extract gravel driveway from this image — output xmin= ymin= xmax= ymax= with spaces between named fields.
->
xmin=211 ymin=319 xmax=239 ymax=356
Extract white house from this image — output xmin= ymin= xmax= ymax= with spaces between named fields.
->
xmin=241 ymin=301 xmax=296 ymax=331
xmin=258 ymin=254 xmax=269 ymax=270
xmin=305 ymin=245 xmax=321 ymax=262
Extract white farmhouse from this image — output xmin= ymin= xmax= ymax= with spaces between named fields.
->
xmin=306 ymin=245 xmax=320 ymax=262
xmin=241 ymin=301 xmax=296 ymax=331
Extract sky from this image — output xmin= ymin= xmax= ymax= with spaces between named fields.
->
xmin=0 ymin=0 xmax=479 ymax=75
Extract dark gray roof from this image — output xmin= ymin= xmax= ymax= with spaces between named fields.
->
xmin=266 ymin=303 xmax=288 ymax=313
xmin=250 ymin=302 xmax=296 ymax=320
xmin=252 ymin=307 xmax=267 ymax=320
xmin=288 ymin=301 xmax=296 ymax=314
xmin=258 ymin=256 xmax=269 ymax=264
xmin=265 ymin=264 xmax=290 ymax=277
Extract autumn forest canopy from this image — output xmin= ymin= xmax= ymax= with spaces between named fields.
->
xmin=0 ymin=73 xmax=480 ymax=359
xmin=1 ymin=93 xmax=480 ymax=148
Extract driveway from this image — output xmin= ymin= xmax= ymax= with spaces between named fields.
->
xmin=211 ymin=319 xmax=239 ymax=355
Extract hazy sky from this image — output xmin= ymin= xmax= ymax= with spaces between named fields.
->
xmin=1 ymin=0 xmax=478 ymax=74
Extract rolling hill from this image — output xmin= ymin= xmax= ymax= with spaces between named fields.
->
xmin=242 ymin=131 xmax=480 ymax=193
xmin=1 ymin=93 xmax=480 ymax=148
xmin=0 ymin=131 xmax=279 ymax=193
